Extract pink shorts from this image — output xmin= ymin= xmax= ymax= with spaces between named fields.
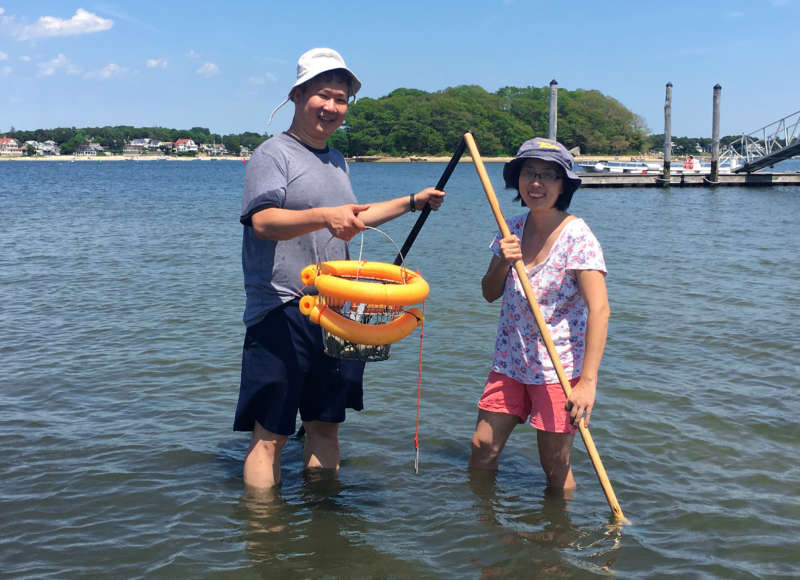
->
xmin=477 ymin=371 xmax=579 ymax=434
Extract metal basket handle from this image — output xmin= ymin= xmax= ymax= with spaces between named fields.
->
xmin=320 ymin=226 xmax=409 ymax=283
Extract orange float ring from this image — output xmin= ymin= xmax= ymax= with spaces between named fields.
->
xmin=298 ymin=260 xmax=428 ymax=347
xmin=300 ymin=260 xmax=429 ymax=306
xmin=299 ymin=295 xmax=423 ymax=346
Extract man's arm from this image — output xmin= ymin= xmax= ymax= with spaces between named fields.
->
xmin=251 ymin=204 xmax=371 ymax=241
xmin=358 ymin=187 xmax=445 ymax=227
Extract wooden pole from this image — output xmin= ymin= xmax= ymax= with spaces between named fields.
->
xmin=663 ymin=82 xmax=673 ymax=182
xmin=548 ymin=79 xmax=558 ymax=140
xmin=463 ymin=132 xmax=626 ymax=523
xmin=710 ymin=84 xmax=722 ymax=183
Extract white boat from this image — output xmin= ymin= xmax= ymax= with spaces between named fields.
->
xmin=577 ymin=156 xmax=744 ymax=175
xmin=669 ymin=155 xmax=744 ymax=175
xmin=577 ymin=160 xmax=652 ymax=174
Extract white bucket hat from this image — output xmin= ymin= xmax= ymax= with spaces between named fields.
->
xmin=268 ymin=48 xmax=362 ymax=124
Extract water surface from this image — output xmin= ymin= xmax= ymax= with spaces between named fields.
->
xmin=1 ymin=158 xmax=798 ymax=578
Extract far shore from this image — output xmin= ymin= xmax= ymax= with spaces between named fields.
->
xmin=0 ymin=153 xmax=664 ymax=163
xmin=0 ymin=154 xmax=246 ymax=162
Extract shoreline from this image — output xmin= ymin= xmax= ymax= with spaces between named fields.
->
xmin=0 ymin=155 xmax=245 ymax=162
xmin=0 ymin=154 xmax=514 ymax=163
xmin=0 ymin=153 xmax=664 ymax=163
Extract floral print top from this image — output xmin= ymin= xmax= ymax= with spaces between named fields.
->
xmin=490 ymin=214 xmax=607 ymax=385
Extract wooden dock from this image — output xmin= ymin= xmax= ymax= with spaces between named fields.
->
xmin=578 ymin=172 xmax=800 ymax=188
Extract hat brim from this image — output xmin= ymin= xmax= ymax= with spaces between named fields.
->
xmin=503 ymin=155 xmax=581 ymax=193
xmin=291 ymin=65 xmax=361 ymax=97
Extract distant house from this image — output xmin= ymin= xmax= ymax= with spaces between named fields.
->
xmin=75 ymin=143 xmax=105 ymax=156
xmin=200 ymin=142 xmax=227 ymax=156
xmin=174 ymin=138 xmax=198 ymax=153
xmin=124 ymin=138 xmax=161 ymax=155
xmin=123 ymin=142 xmax=145 ymax=155
xmin=0 ymin=136 xmax=21 ymax=156
xmin=22 ymin=140 xmax=58 ymax=155
xmin=41 ymin=140 xmax=61 ymax=156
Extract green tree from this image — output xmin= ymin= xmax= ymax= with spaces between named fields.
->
xmin=60 ymin=131 xmax=88 ymax=155
xmin=222 ymin=134 xmax=241 ymax=156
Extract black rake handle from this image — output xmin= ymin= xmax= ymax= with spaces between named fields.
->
xmin=393 ymin=135 xmax=468 ymax=265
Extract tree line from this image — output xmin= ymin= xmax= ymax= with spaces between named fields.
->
xmin=5 ymin=84 xmax=739 ymax=157
xmin=647 ymin=134 xmax=743 ymax=156
xmin=4 ymin=125 xmax=268 ymax=156
xmin=328 ymin=85 xmax=649 ymax=156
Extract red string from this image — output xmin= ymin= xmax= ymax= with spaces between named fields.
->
xmin=414 ymin=300 xmax=425 ymax=454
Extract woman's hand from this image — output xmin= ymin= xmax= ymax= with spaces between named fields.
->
xmin=497 ymin=235 xmax=522 ymax=264
xmin=566 ymin=376 xmax=597 ymax=428
xmin=481 ymin=235 xmax=521 ymax=302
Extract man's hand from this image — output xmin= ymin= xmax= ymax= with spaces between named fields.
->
xmin=412 ymin=187 xmax=446 ymax=211
xmin=324 ymin=204 xmax=370 ymax=241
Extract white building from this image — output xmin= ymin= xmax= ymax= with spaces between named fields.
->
xmin=41 ymin=140 xmax=61 ymax=156
xmin=22 ymin=140 xmax=61 ymax=156
xmin=124 ymin=138 xmax=162 ymax=155
xmin=75 ymin=143 xmax=105 ymax=156
xmin=0 ymin=136 xmax=22 ymax=156
xmin=200 ymin=142 xmax=227 ymax=156
xmin=174 ymin=138 xmax=198 ymax=153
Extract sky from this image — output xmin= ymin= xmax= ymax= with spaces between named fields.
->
xmin=1 ymin=1 xmax=798 ymax=140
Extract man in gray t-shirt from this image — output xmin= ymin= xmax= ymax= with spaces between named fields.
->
xmin=234 ymin=48 xmax=445 ymax=491
xmin=240 ymin=131 xmax=357 ymax=328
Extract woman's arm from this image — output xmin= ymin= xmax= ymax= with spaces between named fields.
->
xmin=567 ymin=269 xmax=610 ymax=427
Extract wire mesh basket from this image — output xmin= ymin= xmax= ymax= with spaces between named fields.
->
xmin=319 ymin=276 xmax=404 ymax=362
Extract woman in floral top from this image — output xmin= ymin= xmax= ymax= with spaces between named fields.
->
xmin=468 ymin=137 xmax=610 ymax=491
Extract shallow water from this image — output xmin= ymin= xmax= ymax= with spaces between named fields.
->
xmin=1 ymin=158 xmax=799 ymax=578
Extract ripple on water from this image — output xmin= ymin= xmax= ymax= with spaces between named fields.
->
xmin=1 ymin=164 xmax=799 ymax=577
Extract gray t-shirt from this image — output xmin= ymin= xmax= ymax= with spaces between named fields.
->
xmin=240 ymin=132 xmax=356 ymax=327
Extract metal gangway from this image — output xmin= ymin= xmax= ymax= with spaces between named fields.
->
xmin=723 ymin=109 xmax=800 ymax=173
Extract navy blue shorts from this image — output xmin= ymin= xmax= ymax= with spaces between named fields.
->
xmin=233 ymin=299 xmax=365 ymax=436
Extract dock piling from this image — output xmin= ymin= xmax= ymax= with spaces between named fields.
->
xmin=663 ymin=82 xmax=673 ymax=183
xmin=548 ymin=79 xmax=558 ymax=140
xmin=710 ymin=84 xmax=722 ymax=183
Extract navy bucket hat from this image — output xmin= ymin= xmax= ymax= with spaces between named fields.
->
xmin=503 ymin=138 xmax=582 ymax=200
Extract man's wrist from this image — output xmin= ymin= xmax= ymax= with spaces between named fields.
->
xmin=409 ymin=193 xmax=416 ymax=212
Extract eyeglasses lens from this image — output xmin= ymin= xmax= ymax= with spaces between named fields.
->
xmin=521 ymin=170 xmax=559 ymax=184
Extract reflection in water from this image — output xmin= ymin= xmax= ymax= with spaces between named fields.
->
xmin=467 ymin=469 xmax=623 ymax=577
xmin=234 ymin=476 xmax=355 ymax=575
xmin=232 ymin=472 xmax=428 ymax=578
